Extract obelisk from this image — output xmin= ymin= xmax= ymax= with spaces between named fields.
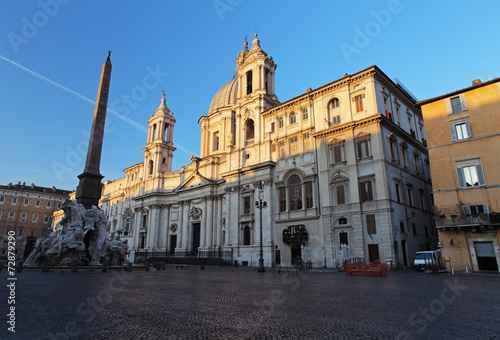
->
xmin=75 ymin=52 xmax=112 ymax=209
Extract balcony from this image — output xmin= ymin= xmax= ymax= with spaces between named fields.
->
xmin=436 ymin=213 xmax=499 ymax=231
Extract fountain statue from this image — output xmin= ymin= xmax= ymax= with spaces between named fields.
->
xmin=25 ymin=200 xmax=128 ymax=266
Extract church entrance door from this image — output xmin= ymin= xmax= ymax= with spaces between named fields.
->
xmin=192 ymin=223 xmax=201 ymax=255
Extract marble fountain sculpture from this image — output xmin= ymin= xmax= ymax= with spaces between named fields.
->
xmin=25 ymin=200 xmax=128 ymax=266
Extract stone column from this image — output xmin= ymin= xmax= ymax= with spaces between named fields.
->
xmin=205 ymin=196 xmax=214 ymax=248
xmin=133 ymin=208 xmax=141 ymax=250
xmin=181 ymin=201 xmax=189 ymax=250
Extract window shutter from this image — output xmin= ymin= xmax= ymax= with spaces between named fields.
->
xmin=465 ymin=121 xmax=472 ymax=138
xmin=459 ymin=94 xmax=468 ymax=111
xmin=482 ymin=204 xmax=489 ymax=213
xmin=450 ymin=125 xmax=458 ymax=142
xmin=463 ymin=206 xmax=471 ymax=215
xmin=456 ymin=167 xmax=466 ymax=188
xmin=445 ymin=98 xmax=453 ymax=115
xmin=476 ymin=164 xmax=486 ymax=185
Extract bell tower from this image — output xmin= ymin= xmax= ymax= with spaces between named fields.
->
xmin=143 ymin=93 xmax=176 ymax=178
xmin=235 ymin=33 xmax=278 ymax=106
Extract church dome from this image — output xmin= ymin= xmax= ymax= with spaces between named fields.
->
xmin=208 ymin=77 xmax=238 ymax=114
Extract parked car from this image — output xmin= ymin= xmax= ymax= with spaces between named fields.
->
xmin=413 ymin=250 xmax=441 ymax=271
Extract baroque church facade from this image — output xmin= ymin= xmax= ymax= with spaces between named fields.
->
xmin=98 ymin=35 xmax=436 ymax=268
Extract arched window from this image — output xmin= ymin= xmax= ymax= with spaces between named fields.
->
xmin=329 ymin=98 xmax=340 ymax=109
xmin=152 ymin=124 xmax=157 ymax=142
xmin=289 ymin=111 xmax=297 ymax=124
xmin=149 ymin=160 xmax=154 ymax=175
xmin=328 ymin=98 xmax=341 ymax=125
xmin=245 ymin=119 xmax=255 ymax=140
xmin=288 ymin=175 xmax=303 ymax=211
xmin=243 ymin=226 xmax=251 ymax=245
xmin=265 ymin=69 xmax=270 ymax=92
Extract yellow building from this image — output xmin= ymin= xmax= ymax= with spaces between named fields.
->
xmin=417 ymin=78 xmax=500 ymax=272
xmin=0 ymin=182 xmax=71 ymax=261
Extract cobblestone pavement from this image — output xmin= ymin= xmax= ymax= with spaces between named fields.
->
xmin=1 ymin=266 xmax=499 ymax=339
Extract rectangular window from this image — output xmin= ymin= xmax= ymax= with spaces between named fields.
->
xmin=305 ymin=182 xmax=313 ymax=209
xmin=333 ymin=115 xmax=341 ymax=125
xmin=357 ymin=139 xmax=370 ymax=159
xmin=290 ymin=112 xmax=297 ymax=124
xmin=451 ymin=96 xmax=462 ymax=114
xmin=8 ymin=211 xmax=15 ymax=221
xmin=407 ymin=185 xmax=414 ymax=207
xmin=399 ymin=221 xmax=405 ymax=233
xmin=43 ymin=214 xmax=50 ymax=223
xmin=457 ymin=165 xmax=486 ymax=188
xmin=213 ymin=132 xmax=220 ymax=151
xmin=395 ymin=182 xmax=401 ymax=203
xmin=278 ymin=117 xmax=284 ymax=128
xmin=29 ymin=229 xmax=36 ymax=237
xmin=279 ymin=187 xmax=286 ymax=212
xmin=303 ymin=133 xmax=310 ymax=151
xmin=18 ymin=229 xmax=23 ymax=237
xmin=24 ymin=198 xmax=29 ymax=206
xmin=57 ymin=202 xmax=62 ymax=209
xmin=12 ymin=197 xmax=17 ymax=204
xmin=447 ymin=94 xmax=467 ymax=114
xmin=0 ymin=196 xmax=4 ymax=203
xmin=271 ymin=122 xmax=275 ymax=133
xmin=32 ymin=213 xmax=38 ymax=222
xmin=243 ymin=197 xmax=251 ymax=215
xmin=278 ymin=141 xmax=285 ymax=158
xmin=359 ymin=180 xmax=373 ymax=202
xmin=414 ymin=154 xmax=421 ymax=175
xmin=303 ymin=108 xmax=309 ymax=120
xmin=336 ymin=185 xmax=346 ymax=205
xmin=46 ymin=201 xmax=51 ymax=208
xmin=21 ymin=212 xmax=27 ymax=222
xmin=366 ymin=214 xmax=376 ymax=235
xmin=450 ymin=122 xmax=471 ymax=141
xmin=419 ymin=190 xmax=426 ymax=210
xmin=333 ymin=144 xmax=342 ymax=163
xmin=401 ymin=146 xmax=409 ymax=168
xmin=390 ymin=140 xmax=398 ymax=162
xmin=289 ymin=136 xmax=298 ymax=155
xmin=355 ymin=95 xmax=364 ymax=112
xmin=412 ymin=223 xmax=417 ymax=236
xmin=35 ymin=200 xmax=41 ymax=207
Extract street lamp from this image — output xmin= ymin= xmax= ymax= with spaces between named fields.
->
xmin=255 ymin=188 xmax=267 ymax=273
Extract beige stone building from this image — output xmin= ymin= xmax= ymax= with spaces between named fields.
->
xmin=100 ymin=35 xmax=435 ymax=268
xmin=0 ymin=182 xmax=71 ymax=260
xmin=417 ymin=78 xmax=500 ymax=272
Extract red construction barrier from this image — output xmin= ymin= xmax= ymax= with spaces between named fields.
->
xmin=345 ymin=261 xmax=387 ymax=277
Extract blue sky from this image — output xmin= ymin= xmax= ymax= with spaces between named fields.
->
xmin=1 ymin=1 xmax=499 ymax=191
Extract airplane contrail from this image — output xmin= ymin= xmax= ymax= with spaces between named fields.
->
xmin=0 ymin=54 xmax=198 ymax=157
xmin=0 ymin=54 xmax=147 ymax=132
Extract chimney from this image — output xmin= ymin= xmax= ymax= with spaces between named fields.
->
xmin=472 ymin=79 xmax=482 ymax=86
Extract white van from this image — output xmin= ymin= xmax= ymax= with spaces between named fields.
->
xmin=413 ymin=250 xmax=441 ymax=271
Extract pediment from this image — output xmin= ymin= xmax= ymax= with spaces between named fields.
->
xmin=175 ymin=173 xmax=214 ymax=191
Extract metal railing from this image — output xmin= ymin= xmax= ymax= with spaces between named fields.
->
xmin=134 ymin=249 xmax=233 ymax=266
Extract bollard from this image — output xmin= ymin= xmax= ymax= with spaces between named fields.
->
xmin=161 ymin=262 xmax=166 ymax=270
xmin=101 ymin=261 xmax=108 ymax=272
xmin=200 ymin=260 xmax=205 ymax=270
xmin=42 ymin=262 xmax=50 ymax=273
xmin=156 ymin=262 xmax=161 ymax=271
xmin=145 ymin=261 xmax=150 ymax=271
xmin=72 ymin=261 xmax=78 ymax=273
xmin=126 ymin=263 xmax=133 ymax=272
xmin=17 ymin=261 xmax=23 ymax=273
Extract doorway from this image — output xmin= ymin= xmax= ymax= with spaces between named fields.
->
xmin=368 ymin=244 xmax=380 ymax=262
xmin=401 ymin=240 xmax=408 ymax=267
xmin=170 ymin=235 xmax=177 ymax=255
xmin=291 ymin=247 xmax=301 ymax=266
xmin=474 ymin=242 xmax=499 ymax=271
xmin=139 ymin=232 xmax=146 ymax=249
xmin=192 ymin=223 xmax=201 ymax=255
